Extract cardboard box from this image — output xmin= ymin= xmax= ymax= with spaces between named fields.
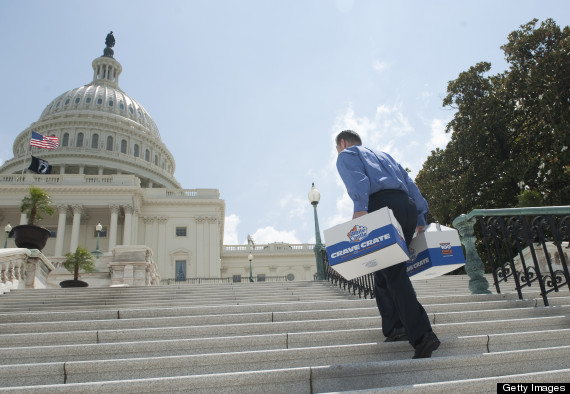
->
xmin=324 ymin=207 xmax=409 ymax=280
xmin=407 ymin=224 xmax=466 ymax=280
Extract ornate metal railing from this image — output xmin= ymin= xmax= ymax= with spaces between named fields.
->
xmin=453 ymin=206 xmax=570 ymax=306
xmin=320 ymin=248 xmax=376 ymax=299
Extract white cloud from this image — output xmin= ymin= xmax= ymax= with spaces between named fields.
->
xmin=428 ymin=118 xmax=450 ymax=149
xmin=279 ymin=194 xmax=308 ymax=219
xmin=335 ymin=0 xmax=355 ymax=13
xmin=251 ymin=226 xmax=301 ymax=244
xmin=223 ymin=214 xmax=240 ymax=245
xmin=331 ymin=103 xmax=413 ymax=160
xmin=373 ymin=61 xmax=390 ymax=72
xmin=326 ymin=192 xmax=352 ymax=228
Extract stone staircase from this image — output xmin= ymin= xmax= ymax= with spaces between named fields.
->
xmin=0 ymin=276 xmax=568 ymax=393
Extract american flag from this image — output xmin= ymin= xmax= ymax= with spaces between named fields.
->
xmin=30 ymin=131 xmax=59 ymax=149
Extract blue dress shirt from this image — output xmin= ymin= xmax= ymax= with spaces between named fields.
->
xmin=336 ymin=145 xmax=429 ymax=226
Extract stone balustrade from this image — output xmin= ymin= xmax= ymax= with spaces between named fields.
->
xmin=0 ymin=248 xmax=54 ymax=293
xmin=0 ymin=174 xmax=141 ymax=187
xmin=223 ymin=243 xmax=316 ymax=255
xmin=145 ymin=188 xmax=220 ymax=199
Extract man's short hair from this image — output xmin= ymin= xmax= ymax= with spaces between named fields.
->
xmin=336 ymin=130 xmax=362 ymax=146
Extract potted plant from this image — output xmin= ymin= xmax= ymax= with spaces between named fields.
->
xmin=9 ymin=186 xmax=55 ymax=250
xmin=60 ymin=246 xmax=95 ymax=288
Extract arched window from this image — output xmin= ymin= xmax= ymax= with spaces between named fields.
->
xmin=91 ymin=133 xmax=99 ymax=149
xmin=133 ymin=144 xmax=139 ymax=157
xmin=145 ymin=149 xmax=150 ymax=162
xmin=76 ymin=132 xmax=84 ymax=147
xmin=120 ymin=139 xmax=127 ymax=154
xmin=62 ymin=133 xmax=69 ymax=147
xmin=106 ymin=136 xmax=113 ymax=151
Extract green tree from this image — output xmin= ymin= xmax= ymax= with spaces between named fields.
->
xmin=416 ymin=19 xmax=570 ymax=224
xmin=20 ymin=186 xmax=55 ymax=225
xmin=63 ymin=246 xmax=96 ymax=281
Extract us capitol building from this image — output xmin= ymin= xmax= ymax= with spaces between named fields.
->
xmin=0 ymin=33 xmax=316 ymax=288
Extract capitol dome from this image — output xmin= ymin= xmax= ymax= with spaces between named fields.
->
xmin=40 ymin=82 xmax=160 ymax=140
xmin=1 ymin=33 xmax=180 ymax=189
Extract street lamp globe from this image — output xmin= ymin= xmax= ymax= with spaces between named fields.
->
xmin=4 ymin=223 xmax=11 ymax=248
xmin=93 ymin=222 xmax=103 ymax=258
xmin=308 ymin=183 xmax=320 ymax=205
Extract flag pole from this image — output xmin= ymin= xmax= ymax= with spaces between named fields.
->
xmin=21 ymin=133 xmax=31 ymax=177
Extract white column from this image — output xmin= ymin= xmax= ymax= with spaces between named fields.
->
xmin=98 ymin=167 xmax=104 ymax=175
xmin=19 ymin=213 xmax=27 ymax=225
xmin=79 ymin=165 xmax=85 ymax=174
xmin=143 ymin=216 xmax=154 ymax=247
xmin=69 ymin=205 xmax=83 ymax=253
xmin=132 ymin=208 xmax=139 ymax=244
xmin=209 ymin=217 xmax=220 ymax=277
xmin=196 ymin=217 xmax=205 ymax=277
xmin=59 ymin=165 xmax=66 ymax=174
xmin=108 ymin=204 xmax=120 ymax=251
xmin=157 ymin=217 xmax=167 ymax=267
xmin=54 ymin=205 xmax=67 ymax=256
xmin=123 ymin=205 xmax=133 ymax=246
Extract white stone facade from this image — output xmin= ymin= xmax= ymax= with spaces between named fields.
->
xmin=0 ymin=37 xmax=317 ymax=286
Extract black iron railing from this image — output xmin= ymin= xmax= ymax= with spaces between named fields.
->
xmin=320 ymin=248 xmax=376 ymax=299
xmin=453 ymin=207 xmax=570 ymax=306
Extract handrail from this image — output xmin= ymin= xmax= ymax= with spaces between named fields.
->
xmin=455 ymin=206 xmax=570 ymax=222
xmin=452 ymin=206 xmax=570 ymax=306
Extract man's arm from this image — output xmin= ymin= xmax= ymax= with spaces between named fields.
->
xmin=336 ymin=150 xmax=371 ymax=213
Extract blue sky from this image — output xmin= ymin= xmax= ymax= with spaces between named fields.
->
xmin=1 ymin=1 xmax=568 ymax=245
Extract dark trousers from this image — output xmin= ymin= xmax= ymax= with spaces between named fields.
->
xmin=369 ymin=190 xmax=432 ymax=346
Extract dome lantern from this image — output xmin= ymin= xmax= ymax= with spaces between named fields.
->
xmin=92 ymin=32 xmax=121 ymax=87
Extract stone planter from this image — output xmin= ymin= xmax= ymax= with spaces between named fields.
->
xmin=9 ymin=225 xmax=50 ymax=251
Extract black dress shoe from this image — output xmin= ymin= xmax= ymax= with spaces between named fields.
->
xmin=384 ymin=327 xmax=408 ymax=342
xmin=413 ymin=331 xmax=440 ymax=358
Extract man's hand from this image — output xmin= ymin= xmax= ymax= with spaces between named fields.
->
xmin=415 ymin=225 xmax=426 ymax=235
xmin=352 ymin=211 xmax=367 ymax=219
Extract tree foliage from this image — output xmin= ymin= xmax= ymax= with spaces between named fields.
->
xmin=63 ymin=246 xmax=96 ymax=281
xmin=416 ymin=19 xmax=570 ymax=225
xmin=20 ymin=186 xmax=55 ymax=225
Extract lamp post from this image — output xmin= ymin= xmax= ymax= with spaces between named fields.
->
xmin=4 ymin=223 xmax=11 ymax=248
xmin=308 ymin=183 xmax=325 ymax=280
xmin=248 ymin=253 xmax=254 ymax=282
xmin=92 ymin=222 xmax=103 ymax=258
